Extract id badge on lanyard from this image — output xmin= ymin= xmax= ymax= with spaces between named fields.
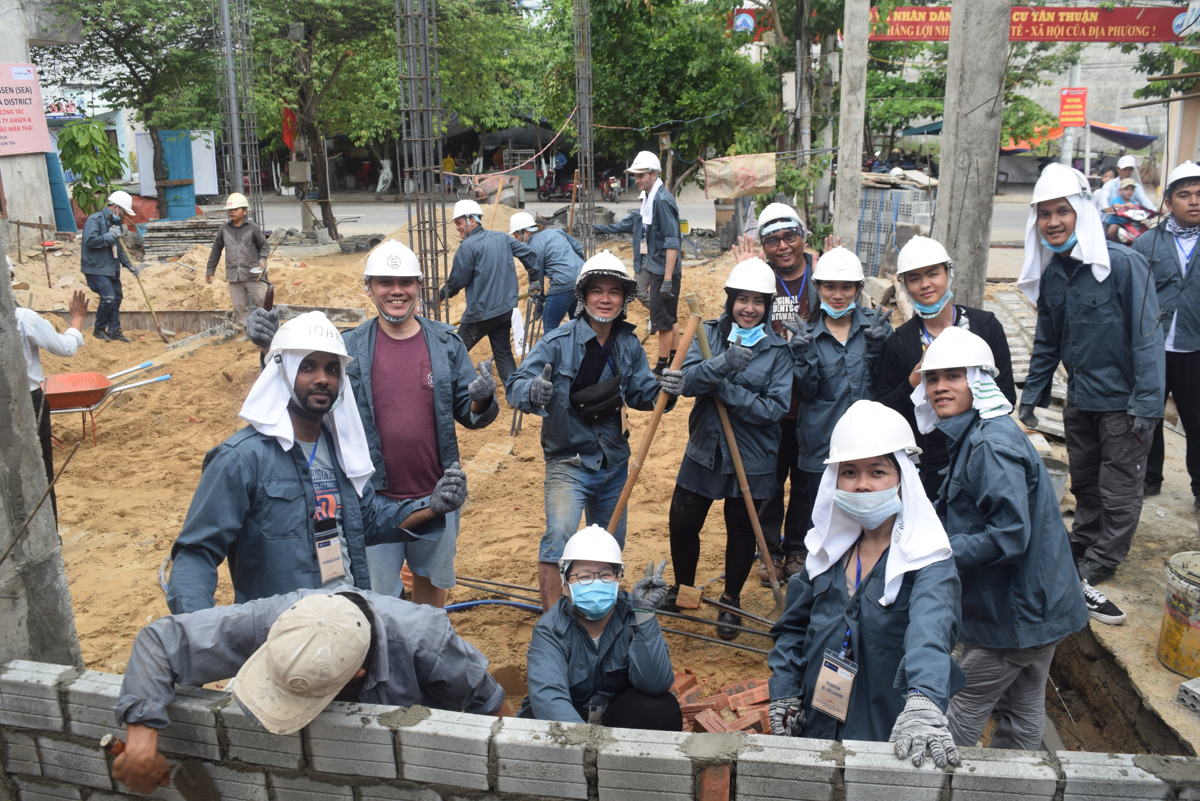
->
xmin=812 ymin=547 xmax=862 ymax=723
xmin=314 ymin=518 xmax=346 ymax=583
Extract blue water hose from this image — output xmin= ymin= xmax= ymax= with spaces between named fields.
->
xmin=445 ymin=599 xmax=542 ymax=614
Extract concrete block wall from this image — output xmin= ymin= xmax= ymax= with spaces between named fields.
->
xmin=1 ymin=660 xmax=1199 ymax=801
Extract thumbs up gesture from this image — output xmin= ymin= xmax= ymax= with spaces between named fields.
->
xmin=468 ymin=359 xmax=495 ymax=403
xmin=529 ymin=363 xmax=555 ymax=409
xmin=718 ymin=335 xmax=753 ymax=374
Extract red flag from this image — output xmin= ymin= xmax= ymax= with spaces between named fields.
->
xmin=282 ymin=107 xmax=297 ymax=151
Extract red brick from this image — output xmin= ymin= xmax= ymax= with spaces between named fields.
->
xmin=694 ymin=709 xmax=730 ymax=733
xmin=672 ymin=671 xmax=698 ymax=696
xmin=698 ymin=765 xmax=731 ymax=801
xmin=681 ymin=687 xmax=707 ymax=705
xmin=721 ymin=678 xmax=764 ymax=698
xmin=728 ymin=710 xmax=766 ymax=733
xmin=675 ymin=584 xmax=703 ymax=609
xmin=728 ymin=685 xmax=769 ymax=710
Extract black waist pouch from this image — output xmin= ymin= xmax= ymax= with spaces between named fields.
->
xmin=569 ymin=375 xmax=624 ymax=423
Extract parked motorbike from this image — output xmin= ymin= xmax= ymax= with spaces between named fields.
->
xmin=1110 ymin=204 xmax=1158 ymax=245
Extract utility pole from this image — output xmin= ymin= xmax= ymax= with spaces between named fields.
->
xmin=795 ymin=0 xmax=811 ymax=156
xmin=811 ymin=34 xmax=837 ymax=225
xmin=0 ymin=224 xmax=82 ymax=667
xmin=930 ymin=0 xmax=1012 ymax=309
xmin=833 ymin=0 xmax=869 ymax=250
xmin=1059 ymin=61 xmax=1082 ymax=166
xmin=573 ymin=0 xmax=596 ymax=255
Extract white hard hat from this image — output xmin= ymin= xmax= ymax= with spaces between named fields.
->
xmin=558 ymin=524 xmax=624 ymax=574
xmin=825 ymin=400 xmax=920 ymax=464
xmin=232 ymin=594 xmax=371 ymax=735
xmin=897 ymin=235 xmax=953 ymax=275
xmin=363 ymin=239 xmax=421 ymax=280
xmin=1031 ymin=163 xmax=1090 ymax=205
xmin=576 ymin=250 xmax=635 ymax=292
xmin=106 ymin=190 xmax=134 ymax=216
xmin=725 ymin=257 xmax=776 ymax=296
xmin=225 ymin=192 xmax=250 ymax=210
xmin=1117 ymin=155 xmax=1137 ymax=170
xmin=812 ymin=246 xmax=865 ymax=282
xmin=1167 ymin=161 xmax=1200 ymax=190
xmin=917 ymin=326 xmax=997 ymax=376
xmin=626 ymin=151 xmax=661 ymax=174
xmin=268 ymin=310 xmax=350 ymax=361
xmin=757 ymin=202 xmax=807 ymax=239
xmin=508 ymin=211 xmax=538 ymax=234
xmin=452 ymin=198 xmax=484 ymax=220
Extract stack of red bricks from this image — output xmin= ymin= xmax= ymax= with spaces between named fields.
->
xmin=671 ymin=670 xmax=770 ymax=733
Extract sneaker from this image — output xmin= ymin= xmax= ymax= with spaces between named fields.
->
xmin=758 ymin=557 xmax=783 ymax=587
xmin=1144 ymin=481 xmax=1162 ymax=497
xmin=1077 ymin=557 xmax=1114 ymax=587
xmin=92 ymin=329 xmax=110 ymax=341
xmin=1081 ymin=580 xmax=1126 ymax=625
xmin=108 ymin=331 xmax=132 ymax=343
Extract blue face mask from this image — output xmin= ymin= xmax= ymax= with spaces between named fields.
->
xmin=728 ymin=323 xmax=766 ymax=347
xmin=913 ymin=290 xmax=953 ymax=320
xmin=820 ymin=301 xmax=856 ymax=319
xmin=833 ymin=487 xmax=902 ymax=530
xmin=569 ymin=580 xmax=619 ymax=620
xmin=1040 ymin=232 xmax=1078 ymax=253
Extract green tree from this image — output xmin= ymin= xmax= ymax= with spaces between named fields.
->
xmin=55 ymin=119 xmax=127 ymax=214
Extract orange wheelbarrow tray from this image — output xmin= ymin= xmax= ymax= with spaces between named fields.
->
xmin=42 ymin=361 xmax=172 ymax=444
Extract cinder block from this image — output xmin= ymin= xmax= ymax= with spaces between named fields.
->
xmin=493 ymin=717 xmax=586 ymax=799
xmin=395 ymin=709 xmax=493 ymax=791
xmin=4 ymin=729 xmax=40 ymax=776
xmin=1058 ymin=750 xmax=1170 ymax=800
xmin=358 ymin=785 xmax=443 ymax=801
xmin=597 ymin=726 xmax=692 ymax=801
xmin=11 ymin=776 xmax=82 ymax=801
xmin=36 ymin=735 xmax=111 ymax=790
xmin=156 ymin=686 xmax=221 ymax=761
xmin=736 ymin=734 xmax=837 ymax=801
xmin=0 ymin=661 xmax=75 ymax=731
xmin=843 ymin=739 xmax=948 ymax=801
xmin=217 ymin=698 xmax=303 ymax=768
xmin=64 ymin=670 xmax=124 ymax=742
xmin=269 ymin=773 xmax=353 ymax=800
xmin=402 ymin=744 xmax=489 ymax=790
xmin=306 ymin=701 xmax=398 ymax=778
xmin=204 ymin=763 xmax=269 ymax=801
xmin=952 ymin=747 xmax=1057 ymax=798
xmin=953 ymin=790 xmax=1039 ymax=801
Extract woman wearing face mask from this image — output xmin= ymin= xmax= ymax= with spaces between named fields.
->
xmin=874 ymin=236 xmax=1015 ymax=499
xmin=785 ymin=247 xmax=892 ymax=533
xmin=663 ymin=258 xmax=793 ymax=640
xmin=768 ymin=400 xmax=961 ymax=768
xmin=520 ymin=526 xmax=682 ymax=729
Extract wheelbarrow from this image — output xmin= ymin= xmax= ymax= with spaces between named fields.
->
xmin=43 ymin=361 xmax=172 ymax=445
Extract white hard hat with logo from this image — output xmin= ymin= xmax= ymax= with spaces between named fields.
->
xmin=725 ymin=257 xmax=776 ymax=295
xmin=363 ymin=239 xmax=421 ymax=280
xmin=917 ymin=326 xmax=997 ymax=376
xmin=626 ymin=151 xmax=661 ymax=174
xmin=897 ymin=235 xmax=953 ymax=276
xmin=452 ymin=198 xmax=484 ymax=220
xmin=825 ymin=400 xmax=920 ymax=464
xmin=757 ymin=202 xmax=807 ymax=239
xmin=225 ymin=192 xmax=250 ymax=210
xmin=559 ymin=524 xmax=624 ymax=574
xmin=106 ymin=190 xmax=134 ymax=216
xmin=508 ymin=211 xmax=538 ymax=234
xmin=812 ymin=246 xmax=865 ymax=282
xmin=1167 ymin=161 xmax=1200 ymax=189
xmin=1030 ymin=163 xmax=1091 ymax=205
xmin=268 ymin=310 xmax=351 ymax=361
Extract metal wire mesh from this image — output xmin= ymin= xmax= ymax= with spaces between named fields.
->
xmin=213 ymin=0 xmax=264 ymax=227
xmin=573 ymin=0 xmax=595 ymax=256
xmin=395 ymin=0 xmax=450 ymax=321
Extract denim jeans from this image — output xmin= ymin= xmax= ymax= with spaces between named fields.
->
xmin=540 ymin=456 xmax=628 ymax=562
xmin=85 ymin=273 xmax=123 ymax=333
xmin=542 ymin=290 xmax=576 ymax=332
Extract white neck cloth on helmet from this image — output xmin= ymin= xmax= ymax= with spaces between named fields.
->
xmin=639 ymin=177 xmax=663 ymax=226
xmin=909 ymin=366 xmax=1014 ymax=435
xmin=1017 ymin=193 xmax=1111 ymax=303
xmin=804 ymin=450 xmax=952 ymax=606
xmin=238 ymin=350 xmax=375 ymax=496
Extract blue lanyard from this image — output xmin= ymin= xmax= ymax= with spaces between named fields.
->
xmin=777 ymin=269 xmax=808 ymax=302
xmin=840 ymin=547 xmax=863 ymax=659
xmin=305 ymin=431 xmax=320 ymax=468
xmin=918 ymin=306 xmax=958 ymax=348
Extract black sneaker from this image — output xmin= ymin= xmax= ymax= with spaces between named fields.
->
xmin=1077 ymin=557 xmax=1114 ymax=587
xmin=1081 ymin=580 xmax=1126 ymax=625
xmin=108 ymin=331 xmax=132 ymax=343
xmin=1144 ymin=481 xmax=1162 ymax=497
xmin=93 ymin=329 xmax=110 ymax=341
xmin=716 ymin=595 xmax=741 ymax=641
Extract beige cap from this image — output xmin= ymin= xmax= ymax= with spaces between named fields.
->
xmin=1119 ymin=177 xmax=1137 ymax=189
xmin=233 ymin=594 xmax=371 ymax=734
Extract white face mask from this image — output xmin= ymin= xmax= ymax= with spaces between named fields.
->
xmin=833 ymin=487 xmax=901 ymax=530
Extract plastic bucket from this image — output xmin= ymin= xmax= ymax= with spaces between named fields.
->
xmin=1156 ymin=551 xmax=1200 ymax=677
xmin=680 ymin=219 xmax=690 ymax=235
xmin=1043 ymin=457 xmax=1068 ymax=505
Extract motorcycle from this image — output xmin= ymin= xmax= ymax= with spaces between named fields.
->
xmin=600 ymin=171 xmax=622 ymax=203
xmin=536 ymin=169 xmax=576 ymax=201
xmin=1110 ymin=204 xmax=1158 ymax=245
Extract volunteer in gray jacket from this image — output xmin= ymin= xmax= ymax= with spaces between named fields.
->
xmin=206 ymin=191 xmax=269 ymax=325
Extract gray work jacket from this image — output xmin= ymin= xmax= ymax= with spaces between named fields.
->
xmin=80 ymin=209 xmax=133 ymax=277
xmin=445 ymin=226 xmax=538 ymax=323
xmin=528 ymin=228 xmax=585 ymax=294
xmin=206 ymin=220 xmax=269 ymax=281
xmin=1133 ymin=226 xmax=1200 ymax=352
xmin=595 ymin=188 xmax=681 ymax=276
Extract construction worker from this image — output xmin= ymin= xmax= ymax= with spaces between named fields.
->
xmin=789 ymin=247 xmax=891 ymax=538
xmin=911 ymin=328 xmax=1090 ymax=751
xmin=112 ymin=591 xmax=507 ymax=794
xmin=665 ymin=258 xmax=792 ymax=640
xmin=1135 ymin=161 xmax=1200 ymax=504
xmin=875 ymin=235 xmax=1015 ymax=499
xmin=165 ymin=311 xmax=468 ymax=613
xmin=206 ymin=192 xmax=269 ymax=326
xmin=521 ymin=526 xmax=680 ymax=728
xmin=594 ymin=151 xmax=682 ymax=374
xmin=1019 ymin=163 xmax=1164 ymax=589
xmin=80 ymin=189 xmax=140 ymax=342
xmin=506 ymin=251 xmax=681 ymax=609
xmin=732 ymin=203 xmax=818 ymax=582
xmin=438 ymin=199 xmax=538 ymax=388
xmin=768 ymin=400 xmax=960 ymax=765
xmin=508 ymin=211 xmax=585 ymax=331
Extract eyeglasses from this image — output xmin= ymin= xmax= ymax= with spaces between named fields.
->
xmin=567 ymin=569 xmax=620 ymax=585
xmin=762 ymin=231 xmax=801 ymax=248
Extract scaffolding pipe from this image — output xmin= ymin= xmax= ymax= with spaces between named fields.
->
xmin=573 ymin=0 xmax=596 ymax=255
xmin=217 ymin=0 xmax=243 ymax=191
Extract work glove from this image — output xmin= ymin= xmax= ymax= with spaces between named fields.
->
xmin=768 ymin=697 xmax=805 ymax=737
xmin=438 ymin=284 xmax=451 ymax=302
xmin=108 ymin=224 xmax=123 ymax=241
xmin=468 ymin=359 xmax=495 ymax=404
xmin=779 ymin=319 xmax=814 ymax=352
xmin=888 ymin=692 xmax=960 ymax=769
xmin=429 ymin=461 xmax=467 ymax=515
xmin=128 ymin=262 xmax=145 ymax=277
xmin=659 ymin=278 xmax=675 ymax=299
xmin=1131 ymin=415 xmax=1157 ymax=437
xmin=865 ymin=311 xmax=892 ymax=355
xmin=630 ymin=559 xmax=668 ymax=622
xmin=529 ymin=363 xmax=555 ymax=409
xmin=246 ymin=307 xmax=280 ymax=349
xmin=529 ymin=283 xmax=544 ymax=300
xmin=658 ymin=368 xmax=684 ymax=396
xmin=1018 ymin=404 xmax=1039 ymax=429
xmin=714 ymin=338 xmax=753 ymax=375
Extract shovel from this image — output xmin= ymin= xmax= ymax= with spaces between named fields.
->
xmin=130 ymin=266 xmax=175 ymax=343
xmin=692 ymin=302 xmax=787 ymax=621
xmin=101 ymin=734 xmax=220 ymax=800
